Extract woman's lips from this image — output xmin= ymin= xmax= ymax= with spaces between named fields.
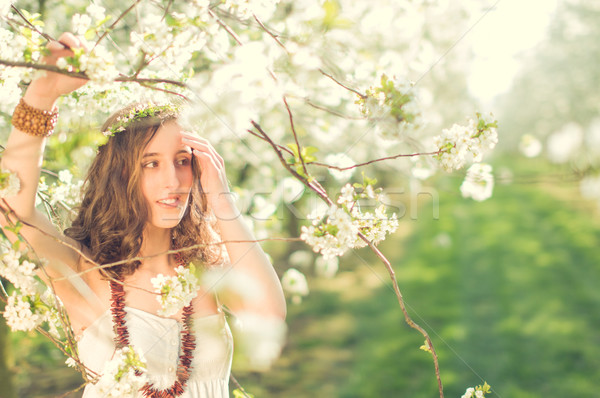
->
xmin=156 ymin=197 xmax=181 ymax=209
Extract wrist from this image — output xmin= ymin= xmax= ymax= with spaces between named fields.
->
xmin=211 ymin=193 xmax=240 ymax=222
xmin=24 ymin=84 xmax=59 ymax=111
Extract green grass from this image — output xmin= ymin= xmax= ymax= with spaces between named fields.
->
xmin=237 ymin=161 xmax=600 ymax=397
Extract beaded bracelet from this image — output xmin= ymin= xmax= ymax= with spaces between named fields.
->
xmin=11 ymin=98 xmax=59 ymax=137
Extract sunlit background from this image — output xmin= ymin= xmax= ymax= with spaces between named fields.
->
xmin=467 ymin=0 xmax=559 ymax=103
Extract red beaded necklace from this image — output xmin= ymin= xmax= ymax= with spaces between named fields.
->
xmin=109 ymin=253 xmax=196 ymax=398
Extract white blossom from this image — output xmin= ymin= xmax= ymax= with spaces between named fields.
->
xmin=411 ymin=159 xmax=436 ymax=180
xmin=86 ymin=3 xmax=106 ymax=21
xmin=56 ymin=57 xmax=69 ymax=70
xmin=96 ymin=346 xmax=148 ymax=398
xmin=79 ymin=46 xmax=119 ymax=87
xmin=202 ymin=266 xmax=262 ymax=303
xmin=460 ymin=163 xmax=494 ymax=202
xmin=0 ymin=246 xmax=38 ymax=295
xmin=278 ymin=177 xmax=305 ymax=203
xmin=580 ymin=175 xmax=600 ymax=200
xmin=151 ymin=265 xmax=200 ymax=317
xmin=0 ymin=0 xmax=13 ymax=17
xmin=434 ymin=114 xmax=498 ymax=172
xmin=288 ymin=250 xmax=313 ymax=269
xmin=0 ymin=169 xmax=20 ymax=198
xmin=337 ymin=183 xmax=355 ymax=206
xmin=71 ymin=14 xmax=92 ymax=36
xmin=519 ymin=134 xmax=542 ymax=158
xmin=46 ymin=171 xmax=83 ymax=207
xmin=325 ymin=153 xmax=355 ymax=181
xmin=281 ymin=268 xmax=309 ymax=304
xmin=300 ymin=205 xmax=359 ymax=259
xmin=229 ymin=311 xmax=286 ymax=371
xmin=467 ymin=115 xmax=498 ymax=162
xmin=303 ymin=184 xmax=398 ymax=257
xmin=58 ymin=170 xmax=73 ymax=184
xmin=349 ymin=204 xmax=399 ymax=248
xmin=433 ymin=123 xmax=474 ymax=172
xmin=65 ymin=357 xmax=78 ymax=368
xmin=547 ymin=123 xmax=584 ymax=164
xmin=3 ymin=292 xmax=43 ymax=332
xmin=314 ymin=255 xmax=339 ymax=278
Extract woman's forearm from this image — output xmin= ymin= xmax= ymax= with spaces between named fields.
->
xmin=213 ymin=197 xmax=287 ymax=319
xmin=0 ymin=88 xmax=58 ymax=221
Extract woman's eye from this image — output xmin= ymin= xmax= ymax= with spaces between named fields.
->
xmin=177 ymin=158 xmax=191 ymax=166
xmin=143 ymin=161 xmax=158 ymax=168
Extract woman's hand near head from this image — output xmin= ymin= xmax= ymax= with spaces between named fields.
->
xmin=181 ymin=132 xmax=287 ymax=320
xmin=181 ymin=132 xmax=235 ymax=213
xmin=24 ymin=32 xmax=89 ymax=109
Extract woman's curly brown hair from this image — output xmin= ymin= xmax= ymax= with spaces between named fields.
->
xmin=64 ymin=103 xmax=222 ymax=280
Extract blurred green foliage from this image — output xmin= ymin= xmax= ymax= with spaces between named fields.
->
xmin=236 ymin=156 xmax=600 ymax=398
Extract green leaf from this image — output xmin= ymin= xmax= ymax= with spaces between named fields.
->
xmin=286 ymin=143 xmax=300 ymax=159
xmin=322 ymin=0 xmax=341 ymax=28
xmin=84 ymin=29 xmax=96 ymax=41
xmin=4 ymin=221 xmax=23 ymax=237
xmin=232 ymin=389 xmax=254 ymax=398
xmin=96 ymin=15 xmax=112 ymax=28
xmin=419 ymin=340 xmax=432 ymax=354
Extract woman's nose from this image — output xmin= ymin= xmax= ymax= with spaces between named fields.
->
xmin=162 ymin=164 xmax=180 ymax=190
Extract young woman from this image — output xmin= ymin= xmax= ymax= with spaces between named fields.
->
xmin=1 ymin=32 xmax=286 ymax=397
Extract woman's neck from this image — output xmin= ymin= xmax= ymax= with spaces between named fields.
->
xmin=139 ymin=225 xmax=172 ymax=272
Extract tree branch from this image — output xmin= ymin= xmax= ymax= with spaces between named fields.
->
xmin=0 ymin=58 xmax=187 ymax=88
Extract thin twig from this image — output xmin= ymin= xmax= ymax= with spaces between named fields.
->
xmin=361 ymin=235 xmax=444 ymax=398
xmin=50 ymin=237 xmax=301 ymax=281
xmin=137 ymin=82 xmax=190 ymax=101
xmin=230 ymin=374 xmax=254 ymax=398
xmin=9 ymin=5 xmax=57 ymax=43
xmin=253 ymin=14 xmax=287 ymax=51
xmin=162 ymin=0 xmax=174 ymax=21
xmin=319 ymin=68 xmax=366 ymax=99
xmin=283 ymin=96 xmax=310 ymax=179
xmin=310 ymin=150 xmax=443 ymax=171
xmin=246 ymin=128 xmax=294 ymax=156
xmin=301 ymin=97 xmax=365 ymax=120
xmin=94 ymin=0 xmax=144 ymax=51
xmin=54 ymin=381 xmax=90 ymax=398
xmin=0 ymin=201 xmax=98 ymax=268
xmin=250 ymin=121 xmax=329 ymax=200
xmin=208 ymin=9 xmax=243 ymax=46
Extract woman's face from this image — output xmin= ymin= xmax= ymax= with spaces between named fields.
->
xmin=140 ymin=120 xmax=194 ymax=231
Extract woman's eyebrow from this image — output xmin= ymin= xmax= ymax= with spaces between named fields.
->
xmin=142 ymin=149 xmax=191 ymax=158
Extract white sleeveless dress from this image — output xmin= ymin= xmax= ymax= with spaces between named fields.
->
xmin=78 ymin=306 xmax=233 ymax=397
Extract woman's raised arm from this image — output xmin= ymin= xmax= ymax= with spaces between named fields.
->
xmin=1 ymin=33 xmax=89 ymax=277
